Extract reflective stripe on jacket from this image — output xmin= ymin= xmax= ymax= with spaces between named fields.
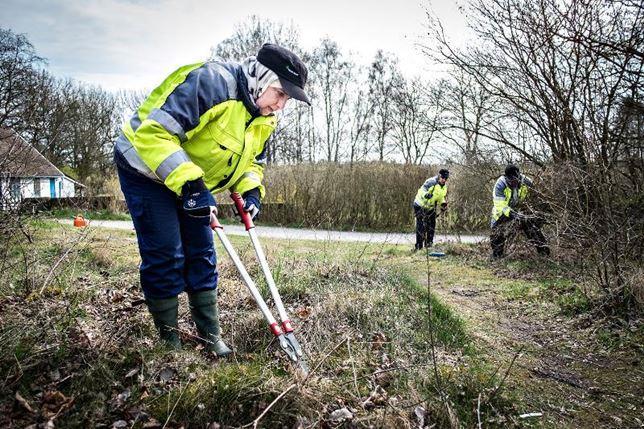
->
xmin=114 ymin=60 xmax=275 ymax=198
xmin=413 ymin=176 xmax=447 ymax=210
xmin=491 ymin=175 xmax=532 ymax=224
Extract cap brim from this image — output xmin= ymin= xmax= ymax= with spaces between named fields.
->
xmin=279 ymin=78 xmax=311 ymax=105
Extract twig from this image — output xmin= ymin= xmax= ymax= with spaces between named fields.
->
xmin=347 ymin=337 xmax=360 ymax=397
xmin=477 ymin=393 xmax=482 ymax=429
xmin=488 ymin=345 xmax=524 ymax=402
xmin=162 ymin=379 xmax=191 ymax=429
xmin=304 ymin=337 xmax=348 ymax=383
xmin=241 ymin=383 xmax=297 ymax=429
xmin=18 ymin=221 xmax=33 ymax=244
xmin=15 ymin=392 xmax=35 ymax=414
xmin=39 ymin=228 xmax=91 ymax=294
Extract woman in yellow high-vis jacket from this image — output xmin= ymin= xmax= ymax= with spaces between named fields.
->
xmin=114 ymin=44 xmax=310 ymax=355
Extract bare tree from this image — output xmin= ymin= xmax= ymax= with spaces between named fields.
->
xmin=270 ymin=102 xmax=315 ymax=164
xmin=367 ymin=51 xmax=402 ymax=161
xmin=0 ymin=28 xmax=46 ymax=131
xmin=310 ymin=38 xmax=354 ymax=162
xmin=437 ymin=71 xmax=495 ymax=162
xmin=347 ymin=66 xmax=374 ymax=164
xmin=424 ymin=0 xmax=643 ymax=166
xmin=391 ymin=78 xmax=445 ymax=164
xmin=212 ymin=15 xmax=302 ymax=61
xmin=423 ymin=0 xmax=644 ymax=312
xmin=1 ymin=28 xmax=121 ymax=193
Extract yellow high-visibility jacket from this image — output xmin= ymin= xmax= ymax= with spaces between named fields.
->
xmin=413 ymin=176 xmax=448 ymax=210
xmin=491 ymin=174 xmax=532 ymax=225
xmin=114 ymin=61 xmax=275 ymax=199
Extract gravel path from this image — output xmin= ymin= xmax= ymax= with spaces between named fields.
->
xmin=59 ymin=219 xmax=486 ymax=245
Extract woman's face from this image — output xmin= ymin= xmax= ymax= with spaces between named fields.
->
xmin=256 ymin=86 xmax=290 ymax=116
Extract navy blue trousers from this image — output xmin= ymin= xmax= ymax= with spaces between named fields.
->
xmin=414 ymin=205 xmax=437 ymax=249
xmin=116 ymin=162 xmax=218 ymax=299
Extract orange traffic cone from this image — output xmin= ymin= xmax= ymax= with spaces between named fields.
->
xmin=73 ymin=214 xmax=88 ymax=227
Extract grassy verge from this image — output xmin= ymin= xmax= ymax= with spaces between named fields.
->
xmin=5 ymin=221 xmax=637 ymax=427
xmin=49 ymin=208 xmax=132 ymax=221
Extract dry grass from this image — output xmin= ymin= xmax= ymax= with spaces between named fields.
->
xmin=261 ymin=162 xmax=491 ymax=232
xmin=0 ymin=221 xmax=521 ymax=428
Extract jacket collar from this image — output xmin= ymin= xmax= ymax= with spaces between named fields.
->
xmin=231 ymin=64 xmax=261 ymax=118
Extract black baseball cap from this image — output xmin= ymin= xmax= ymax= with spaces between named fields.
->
xmin=438 ymin=169 xmax=450 ymax=179
xmin=257 ymin=43 xmax=311 ymax=105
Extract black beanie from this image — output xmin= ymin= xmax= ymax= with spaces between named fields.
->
xmin=504 ymin=164 xmax=520 ymax=179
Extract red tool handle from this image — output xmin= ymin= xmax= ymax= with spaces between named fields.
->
xmin=231 ymin=192 xmax=254 ymax=231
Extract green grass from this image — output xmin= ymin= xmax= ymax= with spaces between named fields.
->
xmin=500 ymin=273 xmax=591 ymax=315
xmin=49 ymin=207 xmax=132 ymax=221
xmin=3 ymin=222 xmax=621 ymax=428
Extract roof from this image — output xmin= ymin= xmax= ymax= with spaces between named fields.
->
xmin=0 ymin=128 xmax=65 ymax=177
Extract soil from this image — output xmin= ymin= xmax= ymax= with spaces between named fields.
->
xmin=422 ymin=269 xmax=644 ymax=428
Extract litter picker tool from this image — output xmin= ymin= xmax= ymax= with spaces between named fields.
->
xmin=210 ymin=193 xmax=308 ymax=374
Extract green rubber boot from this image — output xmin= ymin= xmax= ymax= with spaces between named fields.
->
xmin=188 ymin=289 xmax=232 ymax=357
xmin=145 ymin=296 xmax=181 ymax=350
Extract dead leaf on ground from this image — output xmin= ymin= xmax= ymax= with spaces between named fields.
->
xmin=110 ymin=388 xmax=131 ymax=408
xmin=295 ymin=306 xmax=312 ymax=319
xmin=374 ymin=370 xmax=394 ymax=388
xmin=413 ymin=405 xmax=426 ymax=427
xmin=371 ymin=332 xmax=388 ymax=350
xmin=41 ymin=390 xmax=74 ymax=419
xmin=159 ymin=367 xmax=176 ymax=383
xmin=362 ymin=385 xmax=388 ymax=409
xmin=328 ymin=407 xmax=354 ymax=423
xmin=142 ymin=417 xmax=162 ymax=428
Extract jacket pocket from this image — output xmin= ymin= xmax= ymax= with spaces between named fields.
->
xmin=207 ymin=122 xmax=243 ymax=155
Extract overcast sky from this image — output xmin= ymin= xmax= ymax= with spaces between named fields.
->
xmin=1 ymin=0 xmax=467 ymax=92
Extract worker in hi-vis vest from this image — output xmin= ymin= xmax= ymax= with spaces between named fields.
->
xmin=490 ymin=164 xmax=550 ymax=259
xmin=412 ymin=169 xmax=449 ymax=251
xmin=113 ymin=44 xmax=310 ymax=355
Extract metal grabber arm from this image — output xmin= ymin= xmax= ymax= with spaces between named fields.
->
xmin=230 ymin=192 xmax=308 ymax=373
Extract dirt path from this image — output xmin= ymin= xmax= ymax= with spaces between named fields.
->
xmin=423 ymin=270 xmax=643 ymax=428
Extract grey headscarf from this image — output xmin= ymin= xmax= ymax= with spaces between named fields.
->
xmin=241 ymin=56 xmax=280 ymax=102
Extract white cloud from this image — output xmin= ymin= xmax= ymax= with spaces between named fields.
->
xmin=1 ymin=0 xmax=468 ymax=91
